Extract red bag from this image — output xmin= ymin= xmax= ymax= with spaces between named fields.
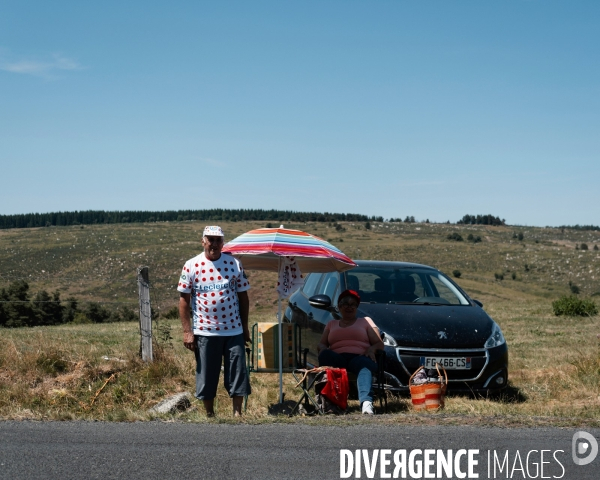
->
xmin=319 ymin=368 xmax=349 ymax=410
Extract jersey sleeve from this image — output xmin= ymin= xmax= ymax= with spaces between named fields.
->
xmin=235 ymin=259 xmax=251 ymax=293
xmin=177 ymin=261 xmax=194 ymax=293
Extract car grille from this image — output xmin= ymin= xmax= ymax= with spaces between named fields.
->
xmin=395 ymin=347 xmax=489 ymax=382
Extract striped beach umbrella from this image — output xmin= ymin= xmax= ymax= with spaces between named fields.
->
xmin=222 ymin=227 xmax=356 ymax=273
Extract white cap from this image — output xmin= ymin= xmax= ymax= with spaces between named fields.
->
xmin=203 ymin=225 xmax=224 ymax=237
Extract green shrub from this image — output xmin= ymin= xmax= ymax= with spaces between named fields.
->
xmin=511 ymin=272 xmax=517 ymax=280
xmin=447 ymin=232 xmax=463 ymax=241
xmin=452 ymin=269 xmax=461 ymax=278
xmin=569 ymin=281 xmax=580 ymax=295
xmin=494 ymin=272 xmax=504 ymax=281
xmin=552 ymin=295 xmax=598 ymax=317
xmin=365 ymin=221 xmax=371 ymax=230
xmin=594 ymin=245 xmax=599 ymax=251
xmin=518 ymin=232 xmax=524 ymax=241
xmin=580 ymin=243 xmax=588 ymax=250
xmin=163 ymin=306 xmax=179 ymax=319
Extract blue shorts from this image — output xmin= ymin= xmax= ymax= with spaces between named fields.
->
xmin=193 ymin=334 xmax=251 ymax=400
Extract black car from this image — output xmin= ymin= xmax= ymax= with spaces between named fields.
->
xmin=284 ymin=260 xmax=508 ymax=394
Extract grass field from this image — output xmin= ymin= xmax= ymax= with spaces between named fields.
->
xmin=1 ymin=220 xmax=599 ymax=425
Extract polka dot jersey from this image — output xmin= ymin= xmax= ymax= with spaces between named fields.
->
xmin=177 ymin=252 xmax=250 ymax=336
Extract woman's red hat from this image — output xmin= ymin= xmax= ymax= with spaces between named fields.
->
xmin=338 ymin=289 xmax=360 ymax=304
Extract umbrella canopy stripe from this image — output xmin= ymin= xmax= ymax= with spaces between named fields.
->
xmin=222 ymin=228 xmax=356 ymax=270
xmin=226 ymin=231 xmax=346 ymax=251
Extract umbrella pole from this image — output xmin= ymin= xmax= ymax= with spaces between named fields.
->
xmin=278 ymin=294 xmax=283 ymax=403
xmin=278 ymin=257 xmax=284 ymax=403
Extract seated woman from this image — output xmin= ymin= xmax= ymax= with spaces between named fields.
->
xmin=317 ymin=289 xmax=384 ymax=415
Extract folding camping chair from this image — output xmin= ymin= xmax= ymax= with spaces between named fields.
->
xmin=289 ymin=349 xmax=388 ymax=415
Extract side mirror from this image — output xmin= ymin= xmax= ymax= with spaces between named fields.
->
xmin=473 ymin=299 xmax=483 ymax=308
xmin=309 ymin=294 xmax=333 ymax=310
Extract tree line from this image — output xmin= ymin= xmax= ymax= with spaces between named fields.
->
xmin=0 ymin=280 xmax=136 ymax=328
xmin=558 ymin=224 xmax=600 ymax=231
xmin=0 ymin=209 xmax=382 ymax=229
xmin=457 ymin=214 xmax=506 ymax=226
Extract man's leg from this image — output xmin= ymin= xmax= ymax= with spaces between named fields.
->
xmin=232 ymin=396 xmax=244 ymax=416
xmin=194 ymin=335 xmax=224 ymax=416
xmin=203 ymin=399 xmax=215 ymax=417
xmin=223 ymin=334 xmax=251 ymax=416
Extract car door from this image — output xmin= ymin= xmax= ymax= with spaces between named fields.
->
xmin=287 ymin=273 xmax=324 ymax=367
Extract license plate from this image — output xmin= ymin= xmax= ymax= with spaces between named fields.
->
xmin=420 ymin=356 xmax=471 ymax=370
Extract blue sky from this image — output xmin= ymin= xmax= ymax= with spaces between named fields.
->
xmin=1 ymin=1 xmax=598 ymax=226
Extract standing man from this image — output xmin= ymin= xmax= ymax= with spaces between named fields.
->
xmin=178 ymin=225 xmax=251 ymax=417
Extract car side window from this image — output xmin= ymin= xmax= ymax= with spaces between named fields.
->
xmin=302 ymin=273 xmax=322 ymax=297
xmin=319 ymin=272 xmax=340 ymax=304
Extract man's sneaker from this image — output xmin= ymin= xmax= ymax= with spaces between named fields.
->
xmin=361 ymin=401 xmax=374 ymax=415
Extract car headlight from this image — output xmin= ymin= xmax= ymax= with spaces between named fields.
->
xmin=484 ymin=323 xmax=506 ymax=349
xmin=381 ymin=330 xmax=398 ymax=347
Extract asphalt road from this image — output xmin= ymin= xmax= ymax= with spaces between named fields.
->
xmin=1 ymin=421 xmax=599 ymax=479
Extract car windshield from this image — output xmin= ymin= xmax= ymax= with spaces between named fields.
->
xmin=345 ymin=266 xmax=470 ymax=306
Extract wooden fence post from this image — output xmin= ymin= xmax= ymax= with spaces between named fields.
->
xmin=137 ymin=266 xmax=153 ymax=362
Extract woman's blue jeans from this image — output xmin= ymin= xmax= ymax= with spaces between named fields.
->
xmin=318 ymin=349 xmax=378 ymax=404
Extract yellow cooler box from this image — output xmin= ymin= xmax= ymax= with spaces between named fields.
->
xmin=252 ymin=322 xmax=298 ymax=372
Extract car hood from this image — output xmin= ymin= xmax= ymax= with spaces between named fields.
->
xmin=357 ymin=303 xmax=495 ymax=349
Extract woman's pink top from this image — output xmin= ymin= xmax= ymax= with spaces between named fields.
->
xmin=325 ymin=317 xmax=374 ymax=355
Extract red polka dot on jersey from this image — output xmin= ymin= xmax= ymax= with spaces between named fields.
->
xmin=216 ymin=327 xmax=220 ymax=331
xmin=199 ymin=319 xmax=204 ymax=323
xmin=209 ymin=269 xmax=213 ymax=272
xmin=195 ymin=263 xmax=198 ymax=267
xmin=219 ymin=292 xmax=223 ymax=296
xmin=203 ymin=301 xmax=208 ymax=305
xmin=221 ymin=299 xmax=225 ymax=303
xmin=195 ymin=278 xmax=199 ymax=283
xmin=225 ymin=268 xmax=228 ymax=272
xmin=202 ymin=278 xmax=206 ymax=281
xmin=211 ymin=293 xmax=215 ymax=297
xmin=201 ymin=262 xmax=205 ymax=265
xmin=224 ymin=327 xmax=228 ymax=330
xmin=218 ymin=276 xmax=222 ymax=280
xmin=213 ymin=316 xmax=217 ymax=320
xmin=207 ymin=320 xmax=211 ymax=324
xmin=213 ymin=308 xmax=217 ymax=312
xmin=202 ymin=270 xmax=205 ymax=273
xmin=210 ymin=277 xmax=214 ymax=281
xmin=212 ymin=301 xmax=216 ymax=304
xmin=222 ymin=315 xmax=226 ymax=318
xmin=221 ymin=307 xmax=226 ymax=311
xmin=183 ymin=284 xmax=187 ymax=288
xmin=207 ymin=327 xmax=211 ymax=331
xmin=203 ymin=293 xmax=207 ymax=297
xmin=225 ymin=276 xmax=229 ymax=279
xmin=200 ymin=326 xmax=203 ymax=330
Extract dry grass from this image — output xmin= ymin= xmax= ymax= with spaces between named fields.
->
xmin=1 ymin=308 xmax=599 ymax=426
xmin=1 ymin=220 xmax=599 ymax=425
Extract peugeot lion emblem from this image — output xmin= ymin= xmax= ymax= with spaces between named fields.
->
xmin=437 ymin=331 xmax=447 ymax=340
